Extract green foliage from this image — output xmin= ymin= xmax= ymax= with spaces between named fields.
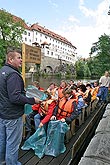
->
xmin=88 ymin=33 xmax=110 ymax=77
xmin=83 ymin=62 xmax=91 ymax=77
xmin=0 ymin=9 xmax=25 ymax=66
xmin=75 ymin=58 xmax=91 ymax=78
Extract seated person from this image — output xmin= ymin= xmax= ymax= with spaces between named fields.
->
xmin=47 ymin=82 xmax=58 ymax=101
xmin=91 ymin=81 xmax=99 ymax=101
xmin=51 ymin=88 xmax=78 ymax=124
xmin=71 ymin=85 xmax=85 ymax=114
xmin=34 ymin=91 xmax=57 ymax=130
xmin=32 ymin=81 xmax=44 ymax=91
xmin=83 ymin=83 xmax=92 ymax=106
xmin=58 ymin=80 xmax=67 ymax=101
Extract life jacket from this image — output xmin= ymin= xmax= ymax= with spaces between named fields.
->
xmin=57 ymin=97 xmax=76 ymax=119
xmin=91 ymin=86 xmax=99 ymax=101
xmin=40 ymin=99 xmax=54 ymax=115
xmin=58 ymin=87 xmax=64 ymax=101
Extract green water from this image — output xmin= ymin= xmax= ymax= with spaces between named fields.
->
xmin=26 ymin=76 xmax=97 ymax=90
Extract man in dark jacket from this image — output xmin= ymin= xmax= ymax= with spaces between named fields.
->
xmin=0 ymin=48 xmax=40 ymax=165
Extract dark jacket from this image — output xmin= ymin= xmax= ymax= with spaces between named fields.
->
xmin=0 ymin=63 xmax=35 ymax=119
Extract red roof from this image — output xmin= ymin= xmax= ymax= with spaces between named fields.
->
xmin=31 ymin=23 xmax=76 ymax=49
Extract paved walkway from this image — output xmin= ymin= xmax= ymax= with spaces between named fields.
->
xmin=78 ymin=103 xmax=110 ymax=165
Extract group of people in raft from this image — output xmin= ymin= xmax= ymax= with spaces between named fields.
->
xmin=25 ymin=79 xmax=100 ymax=140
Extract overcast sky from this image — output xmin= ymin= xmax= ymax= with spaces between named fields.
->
xmin=0 ymin=0 xmax=110 ymax=57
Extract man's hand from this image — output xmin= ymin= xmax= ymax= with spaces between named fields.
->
xmin=34 ymin=97 xmax=41 ymax=103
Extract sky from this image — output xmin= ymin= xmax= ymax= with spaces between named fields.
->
xmin=0 ymin=0 xmax=110 ymax=58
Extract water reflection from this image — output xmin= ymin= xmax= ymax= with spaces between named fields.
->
xmin=26 ymin=76 xmax=97 ymax=90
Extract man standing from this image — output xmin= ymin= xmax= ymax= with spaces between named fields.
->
xmin=0 ymin=48 xmax=40 ymax=165
xmin=98 ymin=71 xmax=110 ymax=103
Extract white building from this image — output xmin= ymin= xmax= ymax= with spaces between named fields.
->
xmin=22 ymin=23 xmax=77 ymax=64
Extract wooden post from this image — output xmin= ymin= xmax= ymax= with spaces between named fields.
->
xmin=22 ymin=43 xmax=26 ymax=139
xmin=22 ymin=43 xmax=26 ymax=86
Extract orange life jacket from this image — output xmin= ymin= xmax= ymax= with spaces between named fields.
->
xmin=40 ymin=99 xmax=53 ymax=115
xmin=91 ymin=86 xmax=99 ymax=101
xmin=58 ymin=87 xmax=64 ymax=100
xmin=57 ymin=97 xmax=76 ymax=118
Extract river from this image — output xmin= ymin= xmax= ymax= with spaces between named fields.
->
xmin=25 ymin=76 xmax=97 ymax=89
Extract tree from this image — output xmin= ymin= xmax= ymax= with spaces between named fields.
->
xmin=89 ymin=34 xmax=110 ymax=76
xmin=0 ymin=9 xmax=25 ymax=67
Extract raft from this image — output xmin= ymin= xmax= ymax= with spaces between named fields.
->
xmin=18 ymin=99 xmax=106 ymax=165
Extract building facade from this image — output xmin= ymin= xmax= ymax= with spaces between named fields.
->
xmin=22 ymin=23 xmax=77 ymax=74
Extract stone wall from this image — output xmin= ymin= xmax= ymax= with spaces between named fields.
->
xmin=78 ymin=104 xmax=110 ymax=165
xmin=26 ymin=55 xmax=75 ymax=75
xmin=40 ymin=56 xmax=60 ymax=73
xmin=40 ymin=56 xmax=74 ymax=74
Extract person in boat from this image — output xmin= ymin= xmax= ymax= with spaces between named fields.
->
xmin=91 ymin=81 xmax=99 ymax=102
xmin=32 ymin=81 xmax=44 ymax=91
xmin=0 ymin=48 xmax=40 ymax=165
xmin=25 ymin=81 xmax=44 ymax=139
xmin=34 ymin=91 xmax=57 ymax=130
xmin=71 ymin=84 xmax=86 ymax=114
xmin=83 ymin=83 xmax=92 ymax=106
xmin=58 ymin=80 xmax=67 ymax=102
xmin=47 ymin=82 xmax=58 ymax=101
xmin=51 ymin=88 xmax=78 ymax=124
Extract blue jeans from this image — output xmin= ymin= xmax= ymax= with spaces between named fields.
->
xmin=0 ymin=117 xmax=23 ymax=165
xmin=97 ymin=86 xmax=108 ymax=102
xmin=34 ymin=114 xmax=47 ymax=131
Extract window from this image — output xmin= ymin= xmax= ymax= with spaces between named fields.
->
xmin=36 ymin=32 xmax=37 ymax=35
xmin=51 ymin=52 xmax=53 ymax=55
xmin=28 ymin=32 xmax=30 ymax=36
xmin=47 ymin=50 xmax=49 ymax=54
xmin=24 ymin=31 xmax=27 ymax=35
xmin=25 ymin=37 xmax=27 ymax=41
